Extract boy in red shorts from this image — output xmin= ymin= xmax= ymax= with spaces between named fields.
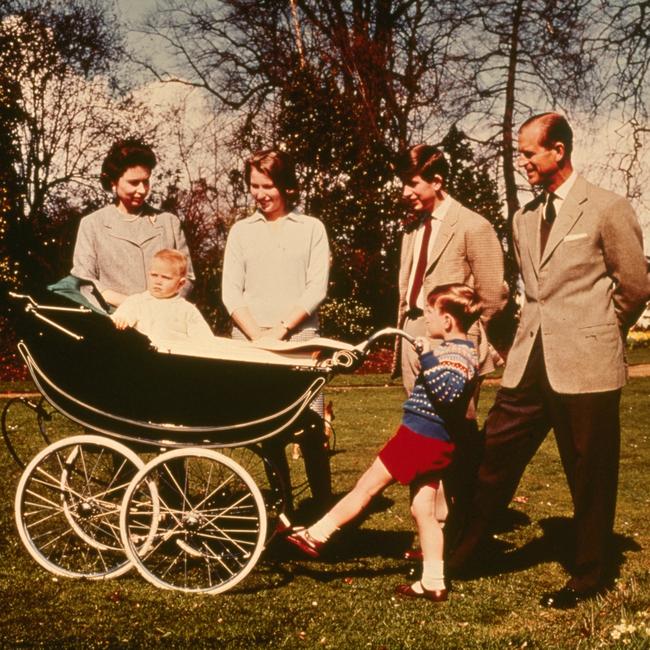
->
xmin=286 ymin=283 xmax=480 ymax=602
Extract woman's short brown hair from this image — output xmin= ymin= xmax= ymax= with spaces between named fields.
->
xmin=395 ymin=144 xmax=449 ymax=184
xmin=100 ymin=139 xmax=157 ymax=192
xmin=244 ymin=149 xmax=300 ymax=209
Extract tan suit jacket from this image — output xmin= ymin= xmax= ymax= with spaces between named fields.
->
xmin=397 ymin=197 xmax=507 ymax=376
xmin=503 ymin=175 xmax=649 ymax=393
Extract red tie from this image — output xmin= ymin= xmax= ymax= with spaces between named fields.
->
xmin=409 ymin=217 xmax=432 ymax=309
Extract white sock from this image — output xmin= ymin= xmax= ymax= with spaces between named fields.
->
xmin=420 ymin=560 xmax=445 ymax=592
xmin=307 ymin=513 xmax=339 ymax=543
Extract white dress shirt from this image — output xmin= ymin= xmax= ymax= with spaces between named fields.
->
xmin=548 ymin=170 xmax=578 ymax=217
xmin=406 ymin=195 xmax=451 ymax=309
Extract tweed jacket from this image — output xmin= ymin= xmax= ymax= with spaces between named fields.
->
xmin=396 ymin=197 xmax=507 ymax=374
xmin=72 ymin=204 xmax=194 ymax=297
xmin=502 ymin=175 xmax=649 ymax=394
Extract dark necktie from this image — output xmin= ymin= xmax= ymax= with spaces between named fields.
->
xmin=409 ymin=217 xmax=432 ymax=308
xmin=540 ymin=192 xmax=556 ymax=257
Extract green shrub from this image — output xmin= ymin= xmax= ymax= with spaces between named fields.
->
xmin=319 ymin=297 xmax=373 ymax=341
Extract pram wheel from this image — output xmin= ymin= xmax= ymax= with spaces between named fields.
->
xmin=14 ymin=435 xmax=151 ymax=579
xmin=2 ymin=396 xmax=51 ymax=469
xmin=120 ymin=448 xmax=267 ymax=593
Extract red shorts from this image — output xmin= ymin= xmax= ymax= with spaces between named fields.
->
xmin=378 ymin=424 xmax=455 ymax=487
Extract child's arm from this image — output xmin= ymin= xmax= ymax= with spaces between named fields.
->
xmin=111 ymin=297 xmax=138 ymax=330
xmin=186 ymin=305 xmax=214 ymax=339
xmin=418 ymin=346 xmax=476 ymax=406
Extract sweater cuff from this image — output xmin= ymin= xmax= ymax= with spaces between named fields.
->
xmin=419 ymin=351 xmax=440 ymax=369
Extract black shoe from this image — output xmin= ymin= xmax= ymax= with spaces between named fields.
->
xmin=539 ymin=585 xmax=599 ymax=609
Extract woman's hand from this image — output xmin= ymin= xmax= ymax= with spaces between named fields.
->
xmin=102 ymin=289 xmax=129 ymax=308
xmin=258 ymin=324 xmax=289 ymax=341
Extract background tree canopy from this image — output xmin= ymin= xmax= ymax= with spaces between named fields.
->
xmin=1 ymin=0 xmax=648 ymax=364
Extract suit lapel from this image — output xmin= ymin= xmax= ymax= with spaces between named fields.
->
xmin=540 ymin=175 xmax=588 ymax=267
xmin=401 ymin=228 xmax=417 ymax=284
xmin=523 ymin=199 xmax=542 ymax=279
xmin=424 ymin=198 xmax=458 ymax=274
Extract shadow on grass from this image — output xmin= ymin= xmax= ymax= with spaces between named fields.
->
xmin=260 ymin=527 xmax=418 ymax=587
xmin=453 ymin=515 xmax=641 ymax=584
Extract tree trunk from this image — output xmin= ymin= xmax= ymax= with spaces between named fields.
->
xmin=502 ymin=0 xmax=524 ymax=228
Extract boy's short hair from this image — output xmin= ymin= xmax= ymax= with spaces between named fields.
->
xmin=153 ymin=248 xmax=187 ymax=278
xmin=426 ymin=283 xmax=482 ymax=331
xmin=394 ymin=144 xmax=449 ymax=184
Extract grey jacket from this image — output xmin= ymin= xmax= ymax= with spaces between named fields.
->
xmin=71 ymin=204 xmax=194 ymax=297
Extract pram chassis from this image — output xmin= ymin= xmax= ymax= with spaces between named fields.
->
xmin=8 ymin=291 xmax=414 ymax=593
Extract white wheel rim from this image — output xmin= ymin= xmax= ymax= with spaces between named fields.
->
xmin=120 ymin=448 xmax=267 ymax=593
xmin=15 ymin=435 xmax=142 ymax=579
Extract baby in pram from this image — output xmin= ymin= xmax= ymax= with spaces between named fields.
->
xmin=112 ymin=248 xmax=213 ymax=343
xmin=110 ymin=248 xmax=357 ymax=369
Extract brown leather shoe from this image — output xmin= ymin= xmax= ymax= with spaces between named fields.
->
xmin=394 ymin=582 xmax=448 ymax=602
xmin=403 ymin=548 xmax=423 ymax=561
xmin=285 ymin=529 xmax=324 ymax=558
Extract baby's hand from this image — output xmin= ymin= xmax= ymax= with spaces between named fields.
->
xmin=112 ymin=316 xmax=131 ymax=330
xmin=414 ymin=336 xmax=432 ymax=354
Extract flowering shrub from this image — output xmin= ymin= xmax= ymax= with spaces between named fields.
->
xmin=320 ymin=297 xmax=373 ymax=341
xmin=356 ymin=346 xmax=394 ymax=374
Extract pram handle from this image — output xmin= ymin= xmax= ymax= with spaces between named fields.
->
xmin=328 ymin=327 xmax=420 ymax=372
xmin=8 ymin=291 xmax=91 ymax=340
xmin=8 ymin=292 xmax=92 ymax=313
xmin=356 ymin=327 xmax=417 ymax=352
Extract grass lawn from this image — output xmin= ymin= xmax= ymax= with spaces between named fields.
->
xmin=0 ymin=379 xmax=649 ymax=648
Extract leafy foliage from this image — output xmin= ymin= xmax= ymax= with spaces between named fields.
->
xmin=0 ymin=0 xmax=146 ymax=296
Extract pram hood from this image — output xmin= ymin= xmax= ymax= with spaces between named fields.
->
xmin=11 ymin=279 xmax=357 ymax=446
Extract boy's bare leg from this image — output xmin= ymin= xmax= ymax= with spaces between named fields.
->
xmin=410 ymin=483 xmax=446 ymax=592
xmin=306 ymin=457 xmax=393 ymax=542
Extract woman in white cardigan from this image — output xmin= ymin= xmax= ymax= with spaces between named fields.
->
xmin=72 ymin=139 xmax=194 ymax=308
xmin=222 ymin=149 xmax=332 ymax=514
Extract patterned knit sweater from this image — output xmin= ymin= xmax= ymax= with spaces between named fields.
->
xmin=402 ymin=338 xmax=478 ymax=441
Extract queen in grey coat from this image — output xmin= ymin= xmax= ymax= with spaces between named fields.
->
xmin=72 ymin=139 xmax=194 ymax=308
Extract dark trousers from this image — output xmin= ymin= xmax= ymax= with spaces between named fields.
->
xmin=451 ymin=335 xmax=620 ymax=591
xmin=262 ymin=410 xmax=332 ymax=514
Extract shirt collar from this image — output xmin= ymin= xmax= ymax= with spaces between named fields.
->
xmin=419 ymin=193 xmax=450 ymax=225
xmin=431 ymin=193 xmax=451 ymax=221
xmin=249 ymin=208 xmax=302 ymax=223
xmin=551 ymin=170 xmax=578 ymax=201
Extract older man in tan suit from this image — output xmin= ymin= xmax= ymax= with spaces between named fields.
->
xmin=449 ymin=113 xmax=649 ymax=609
xmin=395 ymin=145 xmax=506 ymax=397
